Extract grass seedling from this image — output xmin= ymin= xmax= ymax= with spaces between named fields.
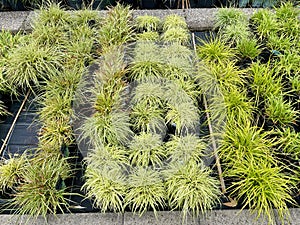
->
xmin=227 ymin=157 xmax=296 ymax=225
xmin=125 ymin=167 xmax=166 ymax=216
xmin=214 ymin=8 xmax=248 ymax=29
xmin=137 ymin=31 xmax=160 ymax=41
xmin=250 ymin=62 xmax=282 ymax=99
xmin=98 ymin=3 xmax=134 ymax=53
xmin=86 ymin=144 xmax=129 ymax=169
xmin=276 ymin=127 xmax=300 ymax=159
xmin=128 ymin=132 xmax=166 ymax=167
xmin=236 ymin=38 xmax=261 ymax=60
xmin=83 ymin=166 xmax=126 ymax=213
xmin=11 ymin=153 xmax=72 ymax=221
xmin=130 ymin=101 xmax=166 ymax=134
xmin=165 ymin=135 xmax=205 ymax=164
xmin=135 ymin=15 xmax=161 ymax=32
xmin=129 ymin=42 xmax=163 ymax=81
xmin=82 ymin=111 xmax=133 ymax=147
xmin=162 ymin=27 xmax=190 ymax=45
xmin=0 ymin=154 xmax=26 ymax=191
xmin=5 ymin=41 xmax=63 ymax=92
xmin=165 ymin=162 xmax=220 ymax=219
xmin=251 ymin=9 xmax=278 ymax=39
xmin=220 ymin=23 xmax=250 ymax=45
xmin=265 ymin=95 xmax=297 ymax=126
xmin=197 ymin=37 xmax=236 ymax=64
xmin=220 ymin=120 xmax=276 ymax=166
xmin=163 ymin=15 xmax=188 ymax=31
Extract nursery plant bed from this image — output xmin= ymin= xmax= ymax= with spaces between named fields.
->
xmin=1 ymin=4 xmax=300 ymax=225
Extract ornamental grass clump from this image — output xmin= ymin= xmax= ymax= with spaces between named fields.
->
xmin=165 ymin=162 xmax=220 ymax=219
xmin=10 ymin=153 xmax=73 ymax=221
xmin=125 ymin=168 xmax=166 ymax=216
xmin=4 ymin=41 xmax=63 ymax=92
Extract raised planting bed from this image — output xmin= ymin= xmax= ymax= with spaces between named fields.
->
xmin=0 ymin=3 xmax=300 ymax=225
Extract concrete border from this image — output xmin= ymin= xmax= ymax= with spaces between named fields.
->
xmin=1 ymin=209 xmax=300 ymax=225
xmin=0 ymin=8 xmax=260 ymax=32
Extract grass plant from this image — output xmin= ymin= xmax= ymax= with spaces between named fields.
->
xmin=11 ymin=153 xmax=72 ymax=221
xmin=236 ymin=38 xmax=261 ymax=60
xmin=137 ymin=31 xmax=160 ymax=41
xmin=0 ymin=155 xmax=26 ymax=191
xmin=165 ymin=135 xmax=205 ymax=164
xmin=162 ymin=15 xmax=187 ymax=31
xmin=83 ymin=166 xmax=127 ymax=213
xmin=125 ymin=167 xmax=166 ymax=216
xmin=265 ymin=95 xmax=297 ymax=126
xmin=98 ymin=4 xmax=134 ymax=53
xmin=128 ymin=132 xmax=166 ymax=167
xmin=214 ymin=8 xmax=248 ymax=29
xmin=196 ymin=37 xmax=236 ymax=64
xmin=165 ymin=162 xmax=220 ymax=219
xmin=4 ymin=41 xmax=63 ymax=91
xmin=162 ymin=27 xmax=190 ymax=45
xmin=227 ymin=157 xmax=296 ymax=224
xmin=136 ymin=15 xmax=161 ymax=32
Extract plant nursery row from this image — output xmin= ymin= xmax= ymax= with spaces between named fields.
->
xmin=0 ymin=2 xmax=299 ymax=225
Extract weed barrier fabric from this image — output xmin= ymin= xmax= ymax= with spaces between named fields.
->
xmin=0 ymin=94 xmax=39 ymax=159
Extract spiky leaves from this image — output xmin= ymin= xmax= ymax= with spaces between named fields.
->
xmin=228 ymin=158 xmax=296 ymax=224
xmin=129 ymin=132 xmax=166 ymax=168
xmin=125 ymin=168 xmax=166 ymax=216
xmin=4 ymin=42 xmax=63 ymax=92
xmin=165 ymin=162 xmax=220 ymax=219
xmin=11 ymin=153 xmax=72 ymax=220
xmin=83 ymin=166 xmax=126 ymax=213
xmin=166 ymin=135 xmax=205 ymax=164
xmin=98 ymin=4 xmax=134 ymax=53
xmin=0 ymin=155 xmax=26 ymax=191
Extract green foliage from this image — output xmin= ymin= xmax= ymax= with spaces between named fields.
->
xmin=162 ymin=27 xmax=190 ymax=45
xmin=165 ymin=162 xmax=220 ymax=219
xmin=11 ymin=153 xmax=72 ymax=220
xmin=129 ymin=42 xmax=163 ymax=81
xmin=128 ymin=132 xmax=166 ymax=167
xmin=220 ymin=121 xmax=276 ymax=166
xmin=197 ymin=37 xmax=236 ymax=64
xmin=236 ymin=38 xmax=261 ymax=60
xmin=277 ymin=127 xmax=300 ymax=159
xmin=0 ymin=155 xmax=26 ymax=191
xmin=223 ymin=89 xmax=254 ymax=122
xmin=227 ymin=158 xmax=296 ymax=224
xmin=265 ymin=95 xmax=297 ymax=126
xmin=4 ymin=41 xmax=63 ymax=92
xmin=249 ymin=62 xmax=282 ymax=99
xmin=163 ymin=15 xmax=187 ymax=31
xmin=98 ymin=3 xmax=134 ymax=53
xmin=220 ymin=22 xmax=250 ymax=44
xmin=251 ymin=9 xmax=278 ymax=38
xmin=136 ymin=15 xmax=161 ymax=32
xmin=125 ymin=168 xmax=166 ymax=216
xmin=214 ymin=8 xmax=247 ymax=29
xmin=130 ymin=101 xmax=165 ymax=133
xmin=82 ymin=111 xmax=133 ymax=147
xmin=137 ymin=31 xmax=160 ymax=41
xmin=83 ymin=166 xmax=126 ymax=213
xmin=166 ymin=135 xmax=205 ymax=164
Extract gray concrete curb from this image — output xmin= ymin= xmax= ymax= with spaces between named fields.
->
xmin=0 ymin=8 xmax=260 ymax=32
xmin=0 ymin=209 xmax=300 ymax=225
